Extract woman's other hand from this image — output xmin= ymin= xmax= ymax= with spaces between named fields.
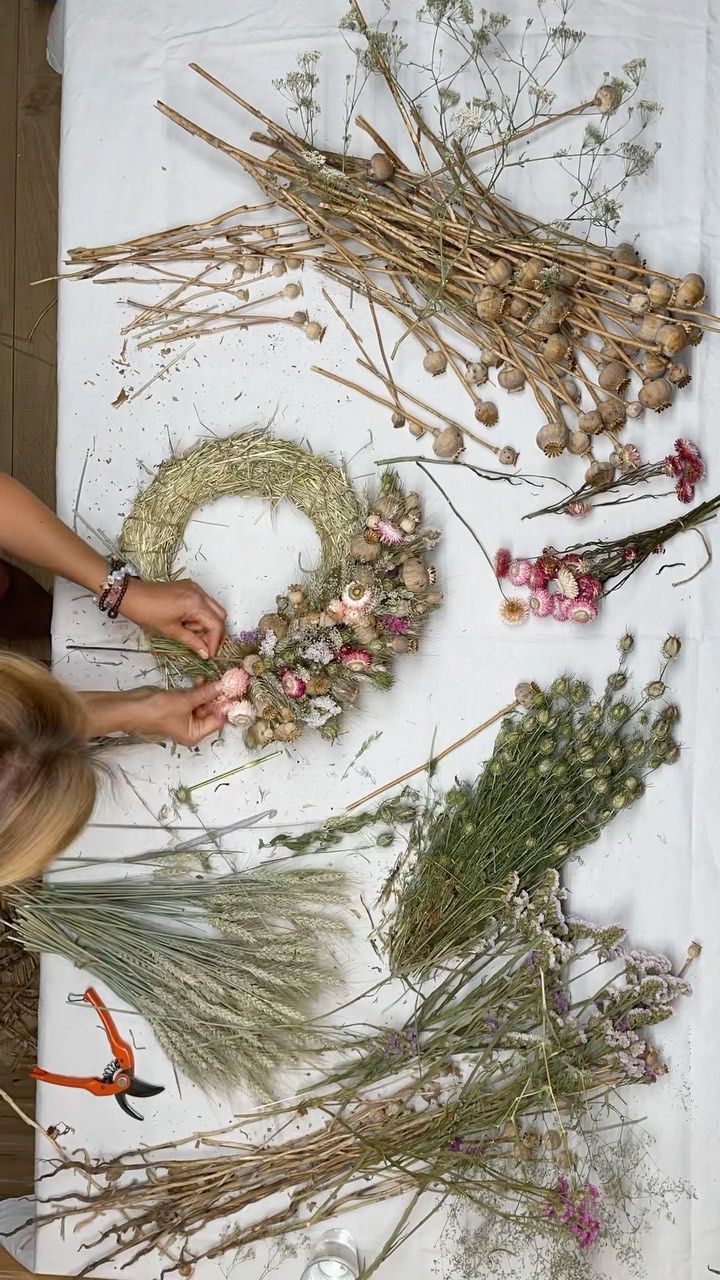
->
xmin=121 ymin=579 xmax=226 ymax=659
xmin=82 ymin=682 xmax=226 ymax=746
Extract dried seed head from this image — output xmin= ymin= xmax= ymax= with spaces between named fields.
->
xmin=536 ymin=421 xmax=569 ymax=457
xmin=369 ymin=151 xmax=395 ymax=182
xmin=686 ymin=940 xmax=702 ymax=961
xmin=667 ymin=361 xmax=691 ymax=387
xmin=466 ymin=360 xmax=488 ymax=385
xmin=585 ymin=459 xmax=615 ymax=487
xmin=351 ymin=532 xmax=382 ymax=562
xmin=638 ymin=313 xmax=664 ymax=343
xmin=685 ymin=323 xmax=704 ymax=346
xmin=291 ymin=309 xmax=308 ymax=325
xmin=626 ymin=399 xmax=645 ymax=419
xmin=578 ymin=409 xmax=604 ymax=435
xmin=598 ymin=399 xmax=627 ymax=428
xmin=662 ymin=635 xmax=682 ymax=658
xmin=647 ymin=277 xmax=673 ymax=309
xmin=509 ymin=297 xmax=532 ymax=320
xmin=543 ymin=335 xmax=571 ymax=364
xmin=642 ymin=350 xmax=668 ymax=378
xmin=638 ymin=376 xmax=673 ymax=411
xmin=598 ymin=359 xmax=631 ymax=394
xmin=629 ymin=292 xmax=650 ymax=315
xmin=232 ymin=263 xmax=246 ymax=279
xmin=285 ymin=255 xmax=302 ymax=269
xmin=433 ymin=425 xmax=464 ymax=459
xmin=497 ymin=444 xmax=519 ymax=466
xmin=304 ymin=320 xmax=326 ymax=341
xmin=402 ymin=557 xmax=429 ymax=593
xmin=645 ymin=680 xmax=666 ymax=698
xmin=408 ymin=421 xmax=426 ymax=439
xmin=260 ymin=226 xmax=275 ymax=241
xmin=518 ymin=257 xmax=543 ymax=289
xmin=271 ymin=261 xmax=287 ymax=277
xmin=675 ymin=272 xmax=705 ymax=308
xmin=595 ymin=82 xmax=623 ymax=113
xmin=656 ymin=323 xmax=688 ymax=357
xmin=284 ymin=281 xmax=302 ymax=299
xmin=561 ymin=376 xmax=581 ymax=404
xmin=568 ymin=429 xmax=591 ymax=456
xmin=485 ymin=256 xmax=514 ymax=287
xmin=531 ymin=293 xmax=570 ymax=334
xmin=474 ymin=400 xmax=499 ymax=426
xmin=498 ymin=366 xmax=526 ymax=393
xmin=423 ymin=349 xmax=447 ymax=376
xmin=391 ymin=411 xmax=406 ymax=428
xmin=612 ymin=240 xmax=641 ymax=280
xmin=475 ymin=286 xmax=507 ymax=323
xmin=515 ymin=681 xmax=537 ymax=707
xmin=480 ymin=346 xmax=503 ymax=367
xmin=244 ymin=254 xmax=262 ymax=272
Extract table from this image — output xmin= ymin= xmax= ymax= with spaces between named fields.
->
xmin=8 ymin=1 xmax=720 ymax=1275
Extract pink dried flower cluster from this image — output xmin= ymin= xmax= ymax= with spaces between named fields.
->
xmin=542 ymin=1176 xmax=601 ymax=1251
xmin=664 ymin=438 xmax=705 ymax=504
xmin=496 ymin=550 xmax=603 ymax=626
xmin=214 ymin=667 xmax=253 ymax=723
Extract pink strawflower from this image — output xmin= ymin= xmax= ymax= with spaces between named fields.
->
xmin=494 ymin=547 xmax=512 ymax=579
xmin=380 ymin=614 xmax=410 ymax=634
xmin=617 ymin=443 xmax=642 ymax=470
xmin=508 ymin=558 xmax=532 ymax=586
xmin=567 ymin=501 xmax=591 ymax=518
xmin=528 ymin=587 xmax=554 ymax=618
xmin=676 ymin=478 xmax=694 ymax=504
xmin=326 ymin=598 xmax=348 ymax=622
xmin=566 ymin=598 xmax=598 ymax=624
xmin=218 ymin=667 xmax=250 ymax=699
xmin=281 ymin=670 xmax=307 ymax=699
xmin=377 ymin=518 xmax=404 ymax=546
xmin=576 ymin=574 xmax=602 ymax=601
xmin=527 ymin=561 xmax=551 ymax=589
xmin=339 ymin=645 xmax=372 ymax=671
xmin=560 ymin=553 xmax=583 ymax=570
xmin=675 ymin=437 xmax=704 ymax=477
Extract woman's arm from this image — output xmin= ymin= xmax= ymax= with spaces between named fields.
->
xmin=80 ymin=682 xmax=226 ymax=747
xmin=0 ymin=473 xmax=226 ymax=659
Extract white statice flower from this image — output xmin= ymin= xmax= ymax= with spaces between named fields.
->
xmin=302 ymin=639 xmax=335 ymax=665
xmin=303 ymin=695 xmax=342 ymax=728
xmin=259 ymin=629 xmax=278 ymax=657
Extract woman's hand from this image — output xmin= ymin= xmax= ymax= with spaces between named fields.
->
xmin=120 ymin=579 xmax=227 ymax=660
xmin=82 ymin=682 xmax=226 ymax=747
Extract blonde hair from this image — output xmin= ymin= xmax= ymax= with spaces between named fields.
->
xmin=0 ymin=655 xmax=97 ymax=886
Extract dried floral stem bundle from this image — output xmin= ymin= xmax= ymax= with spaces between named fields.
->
xmin=497 ymin=488 xmax=719 ymax=626
xmin=66 ymin=3 xmax=717 ymax=481
xmin=7 ymin=863 xmax=351 ymax=1096
xmin=387 ymin=636 xmax=681 ymax=974
xmin=27 ymin=873 xmax=691 ymax=1279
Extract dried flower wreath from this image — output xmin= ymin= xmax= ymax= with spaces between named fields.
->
xmin=120 ymin=431 xmax=442 ymax=747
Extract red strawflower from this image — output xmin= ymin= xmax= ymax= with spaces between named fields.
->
xmin=576 ymin=574 xmax=602 ymax=600
xmin=494 ymin=547 xmax=512 ymax=579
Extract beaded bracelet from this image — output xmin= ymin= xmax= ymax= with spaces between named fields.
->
xmin=98 ymin=559 xmax=138 ymax=619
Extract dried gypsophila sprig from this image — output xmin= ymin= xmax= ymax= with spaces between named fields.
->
xmin=25 ymin=872 xmax=692 ymax=1280
xmin=526 ymin=437 xmax=705 ymax=520
xmin=387 ymin=634 xmax=683 ymax=974
xmin=496 ymin=489 xmax=719 ymax=626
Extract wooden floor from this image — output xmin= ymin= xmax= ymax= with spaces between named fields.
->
xmin=1 ymin=4 xmax=60 ymax=1278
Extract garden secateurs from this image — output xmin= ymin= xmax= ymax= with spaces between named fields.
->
xmin=30 ymin=987 xmax=164 ymax=1121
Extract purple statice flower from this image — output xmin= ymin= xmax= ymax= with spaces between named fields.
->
xmin=238 ymin=628 xmax=260 ymax=645
xmin=382 ymin=1030 xmax=402 ymax=1060
xmin=543 ymin=1177 xmax=602 ymax=1252
xmin=447 ymin=1136 xmax=486 ymax=1156
xmin=379 ymin=614 xmax=410 ymax=634
xmin=483 ymin=1017 xmax=500 ymax=1032
xmin=554 ymin=990 xmax=570 ymax=1016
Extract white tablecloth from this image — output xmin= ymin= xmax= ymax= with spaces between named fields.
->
xmin=15 ymin=1 xmax=720 ymax=1275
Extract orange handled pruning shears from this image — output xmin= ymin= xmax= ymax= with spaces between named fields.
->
xmin=30 ymin=987 xmax=164 ymax=1121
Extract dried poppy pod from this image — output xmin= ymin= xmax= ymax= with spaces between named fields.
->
xmin=350 ymin=532 xmax=381 ymax=562
xmin=598 ymin=360 xmax=630 ymax=394
xmin=667 ymin=361 xmax=691 ymax=387
xmin=598 ymin=399 xmax=627 ymax=429
xmin=402 ymin=557 xmax=430 ymax=592
xmin=485 ymin=257 xmax=514 ymax=287
xmin=285 ymin=255 xmax=302 ymax=269
xmin=626 ymin=400 xmax=645 ymax=419
xmin=657 ymin=323 xmax=688 ymax=357
xmin=498 ymin=366 xmax=526 ymax=393
xmin=433 ymin=425 xmax=464 ymax=458
xmin=638 ymin=314 xmax=664 ymax=343
xmin=561 ymin=377 xmax=581 ymax=404
xmin=585 ymin=459 xmax=615 ymax=486
xmin=480 ymin=346 xmax=504 ymax=367
xmin=476 ymin=286 xmax=507 ymax=323
xmin=595 ymin=82 xmax=623 ymax=113
xmin=291 ymin=310 xmax=308 ymax=325
xmin=629 ymin=292 xmax=650 ymax=315
xmin=465 ymin=360 xmax=488 ymax=385
xmin=271 ymin=261 xmax=287 ymax=277
xmin=642 ymin=351 xmax=668 ymax=378
xmin=304 ymin=320 xmax=326 ymax=342
xmin=647 ymin=277 xmax=673 ymax=309
xmin=369 ymin=152 xmax=395 ymax=182
xmin=284 ymin=281 xmax=302 ymax=299
xmin=612 ymin=241 xmax=641 ymax=280
xmin=685 ymin=323 xmax=704 ymax=346
xmin=638 ymin=376 xmax=673 ymax=411
xmin=518 ymin=256 xmax=543 ymax=289
xmin=391 ymin=411 xmax=406 ymax=428
xmin=568 ymin=429 xmax=591 ymax=456
xmin=536 ymin=421 xmax=569 ymax=457
xmin=531 ymin=293 xmax=570 ymax=334
xmin=675 ymin=272 xmax=705 ymax=308
xmin=578 ymin=409 xmax=604 ymax=435
xmin=408 ymin=422 xmax=426 ymax=439
xmin=543 ymin=334 xmax=571 ymax=364
xmin=244 ymin=254 xmax=262 ymax=272
xmin=509 ymin=297 xmax=533 ymax=320
xmin=475 ymin=400 xmax=498 ymax=426
xmin=423 ymin=349 xmax=447 ymax=375
xmin=497 ymin=445 xmax=519 ymax=466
